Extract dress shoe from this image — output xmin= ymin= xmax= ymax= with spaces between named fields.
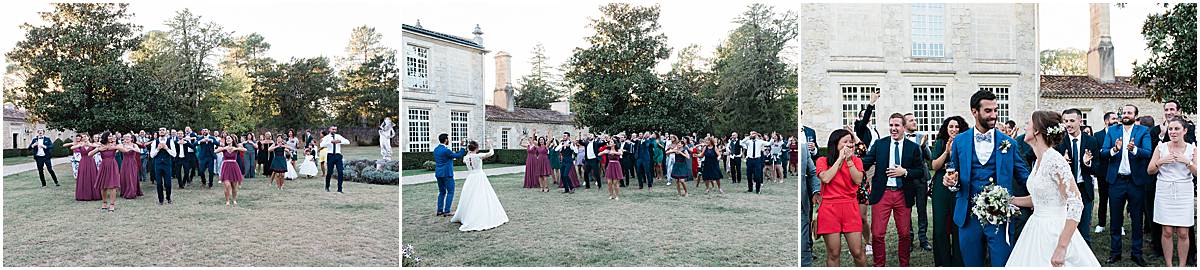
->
xmin=1105 ymin=255 xmax=1121 ymax=264
xmin=1095 ymin=226 xmax=1105 ymax=233
xmin=921 ymin=242 xmax=933 ymax=251
xmin=1132 ymin=256 xmax=1148 ymax=267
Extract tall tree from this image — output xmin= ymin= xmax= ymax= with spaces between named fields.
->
xmin=253 ymin=57 xmax=337 ymax=128
xmin=515 ymin=43 xmax=561 ymax=110
xmin=565 ymin=3 xmax=671 ymax=133
xmin=1132 ymin=3 xmax=1197 ymax=113
xmin=164 ymin=8 xmax=231 ymax=126
xmin=336 ymin=54 xmax=400 ymax=127
xmin=1039 ymin=48 xmax=1088 ymax=75
xmin=712 ymin=3 xmax=798 ymax=135
xmin=338 ymin=25 xmax=392 ymax=71
xmin=5 ymin=3 xmax=147 ymax=133
xmin=652 ymin=44 xmax=715 ymax=135
xmin=221 ymin=33 xmax=273 ymax=76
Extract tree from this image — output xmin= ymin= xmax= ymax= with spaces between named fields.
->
xmin=252 ymin=57 xmax=337 ymax=128
xmin=336 ymin=54 xmax=400 ymax=127
xmin=1131 ymin=3 xmax=1197 ymax=114
xmin=221 ymin=33 xmax=273 ymax=76
xmin=163 ymin=8 xmax=232 ymax=126
xmin=338 ymin=25 xmax=392 ymax=72
xmin=515 ymin=43 xmax=561 ymax=110
xmin=5 ymin=3 xmax=146 ymax=133
xmin=1039 ymin=48 xmax=1088 ymax=75
xmin=711 ymin=3 xmax=798 ymax=135
xmin=652 ymin=44 xmax=715 ymax=135
xmin=565 ymin=3 xmax=671 ymax=134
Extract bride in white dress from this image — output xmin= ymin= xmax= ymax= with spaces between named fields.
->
xmin=1007 ymin=111 xmax=1100 ymax=267
xmin=450 ymin=140 xmax=509 ymax=231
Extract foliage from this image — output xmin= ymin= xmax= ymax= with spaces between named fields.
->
xmin=1039 ymin=48 xmax=1088 ymax=75
xmin=343 ymin=159 xmax=398 ymax=185
xmin=1131 ymin=3 xmax=1197 ymax=114
xmin=252 ymin=57 xmax=338 ymax=129
xmin=336 ymin=54 xmax=399 ymax=128
xmin=514 ymin=43 xmax=562 ymax=110
xmin=711 ymin=3 xmax=798 ymax=135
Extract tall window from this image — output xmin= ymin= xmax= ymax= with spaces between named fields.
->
xmin=407 ymin=108 xmax=430 ymax=152
xmin=450 ymin=111 xmax=469 ymax=150
xmin=501 ymin=128 xmax=510 ymax=149
xmin=840 ymin=85 xmax=880 ymax=127
xmin=913 ymin=85 xmax=946 ymax=133
xmin=1080 ymin=109 xmax=1091 ymax=129
xmin=981 ymin=85 xmax=1010 ymax=124
xmin=911 ymin=3 xmax=945 ymax=57
xmin=405 ymin=44 xmax=429 ymax=89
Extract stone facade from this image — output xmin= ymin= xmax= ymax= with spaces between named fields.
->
xmin=3 ymin=105 xmax=77 ymax=149
xmin=401 ymin=24 xmax=488 ymax=152
xmin=801 ymin=3 xmax=1040 ymax=144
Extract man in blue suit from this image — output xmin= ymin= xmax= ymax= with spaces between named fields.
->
xmin=1101 ymin=104 xmax=1152 ymax=267
xmin=29 ymin=129 xmax=59 ymax=187
xmin=196 ymin=129 xmax=217 ymax=188
xmin=434 ymin=133 xmax=467 ymax=216
xmin=944 ymin=90 xmax=1030 ymax=267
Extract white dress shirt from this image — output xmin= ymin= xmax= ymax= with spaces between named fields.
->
xmin=741 ymin=137 xmax=770 ymax=159
xmin=1114 ymin=125 xmax=1136 ymax=175
xmin=1068 ymin=134 xmax=1083 ymax=183
xmin=31 ymin=137 xmax=46 ymax=157
xmin=974 ymin=129 xmax=995 ymax=165
xmin=321 ymin=134 xmax=350 ymax=154
xmin=888 ymin=138 xmax=904 ymax=187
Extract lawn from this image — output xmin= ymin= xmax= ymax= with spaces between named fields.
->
xmin=401 ymin=163 xmax=518 ymax=177
xmin=402 ymin=172 xmax=798 ymax=267
xmin=3 ymin=162 xmax=399 ymax=266
xmin=807 ymin=197 xmax=1197 ymax=267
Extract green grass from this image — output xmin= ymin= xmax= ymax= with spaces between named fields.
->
xmin=401 ymin=163 xmax=518 ymax=177
xmin=3 ymin=162 xmax=399 ymax=266
xmin=808 ymin=197 xmax=1196 ymax=267
xmin=402 ymin=173 xmax=798 ymax=267
xmin=4 ymin=157 xmax=36 ymax=166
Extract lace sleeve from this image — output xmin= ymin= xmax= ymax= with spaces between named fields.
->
xmin=1054 ymin=158 xmax=1084 ymax=222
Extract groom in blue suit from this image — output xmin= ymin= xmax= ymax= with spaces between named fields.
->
xmin=945 ymin=90 xmax=1030 ymax=267
xmin=1101 ymin=104 xmax=1152 ymax=266
xmin=434 ymin=134 xmax=467 ymax=217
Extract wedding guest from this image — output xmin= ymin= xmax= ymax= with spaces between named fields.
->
xmin=118 ymin=134 xmax=143 ymax=199
xmin=601 ymin=140 xmax=624 ymax=200
xmin=269 ymin=134 xmax=290 ymax=190
xmin=149 ymin=128 xmax=176 ymax=205
xmin=556 ymin=132 xmax=579 ymax=194
xmin=521 ymin=130 xmax=544 ymax=190
xmin=637 ymin=132 xmax=656 ymax=189
xmin=258 ymin=131 xmax=274 ymax=177
xmin=1094 ymin=112 xmax=1118 ymax=234
xmin=854 ymin=90 xmax=882 ymax=151
xmin=584 ymin=133 xmax=604 ymax=189
xmin=90 ymin=132 xmax=123 ymax=212
xmin=1102 ymin=104 xmax=1153 ymax=266
xmin=770 ymin=133 xmax=784 ymax=182
xmin=816 ymin=129 xmax=867 ymax=267
xmin=903 ymin=112 xmax=933 ymax=251
xmin=701 ymin=137 xmax=723 ymax=194
xmin=575 ymin=137 xmax=587 ymax=187
xmin=195 ymin=129 xmax=217 ymax=188
xmin=548 ymin=136 xmax=561 ymax=186
xmin=243 ymin=133 xmax=257 ymax=178
xmin=317 ymin=130 xmax=329 ymax=177
xmin=930 ymin=116 xmax=968 ymax=266
xmin=667 ymin=143 xmax=691 ymax=197
xmin=217 ymin=135 xmax=247 ymax=206
xmin=137 ymin=130 xmax=151 ymax=182
xmin=800 ymin=132 xmax=820 ymax=267
xmin=727 ymin=132 xmax=743 ymax=184
xmin=1057 ymin=108 xmax=1099 ymax=246
xmin=1147 ymin=117 xmax=1196 ymax=267
xmin=652 ymin=133 xmax=665 ymax=181
xmin=787 ymin=135 xmax=798 ymax=176
xmin=64 ymin=134 xmax=84 ymax=178
xmin=742 ymin=131 xmax=770 ymax=194
xmin=321 ymin=126 xmax=350 ymax=193
xmin=72 ymin=134 xmax=101 ymax=201
xmin=539 ymin=135 xmax=554 ymax=188
xmin=177 ymin=130 xmax=195 ymax=188
xmin=862 ymin=113 xmax=926 ymax=267
xmin=28 ymin=129 xmax=59 ymax=187
xmin=619 ymin=134 xmax=637 ymax=187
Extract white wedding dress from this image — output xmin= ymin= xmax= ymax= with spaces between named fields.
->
xmin=449 ymin=149 xmax=509 ymax=231
xmin=1007 ymin=149 xmax=1100 ymax=267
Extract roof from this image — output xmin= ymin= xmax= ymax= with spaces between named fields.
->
xmin=402 ymin=24 xmax=483 ymax=50
xmin=1040 ymin=75 xmax=1148 ymax=98
xmin=3 ymin=105 xmax=27 ymax=120
xmin=486 ymin=105 xmax=575 ymax=125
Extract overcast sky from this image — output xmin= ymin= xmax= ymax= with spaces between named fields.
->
xmin=1039 ymin=2 xmax=1162 ymax=76
xmin=402 ymin=0 xmax=799 ymax=103
xmin=0 ymin=0 xmax=403 ymax=67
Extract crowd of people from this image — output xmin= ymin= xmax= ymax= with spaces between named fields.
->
xmin=801 ymin=90 xmax=1197 ymax=267
xmin=29 ymin=126 xmax=353 ymax=210
xmin=515 ymin=128 xmax=801 ymax=199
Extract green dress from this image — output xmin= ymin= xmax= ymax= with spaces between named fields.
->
xmin=930 ymin=139 xmax=964 ymax=266
xmin=651 ymin=138 xmax=664 ymax=165
xmin=548 ymin=146 xmax=561 ymax=169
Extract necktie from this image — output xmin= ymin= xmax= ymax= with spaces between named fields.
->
xmin=1072 ymin=138 xmax=1080 ymax=182
xmin=892 ymin=142 xmax=901 ymax=187
xmin=332 ymin=136 xmax=337 ymax=154
xmin=752 ymin=140 xmax=757 ymax=159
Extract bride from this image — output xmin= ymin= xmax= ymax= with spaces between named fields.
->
xmin=450 ymin=139 xmax=509 ymax=231
xmin=1007 ymin=111 xmax=1100 ymax=267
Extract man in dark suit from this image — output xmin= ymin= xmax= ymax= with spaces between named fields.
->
xmin=150 ymin=128 xmax=177 ymax=205
xmin=28 ymin=129 xmax=59 ymax=187
xmin=800 ymin=136 xmax=820 ymax=267
xmin=619 ymin=134 xmax=636 ymax=187
xmin=903 ymin=112 xmax=933 ymax=251
xmin=196 ymin=129 xmax=217 ymax=188
xmin=1102 ymin=104 xmax=1153 ymax=266
xmin=583 ymin=133 xmax=604 ymax=189
xmin=1093 ymin=112 xmax=1117 ymax=234
xmin=1056 ymin=108 xmax=1099 ymax=246
xmin=854 ymin=90 xmax=881 ymax=149
xmin=803 ymin=125 xmax=818 ymax=162
xmin=181 ymin=131 xmax=197 ymax=188
xmin=170 ymin=130 xmax=187 ymax=188
xmin=862 ymin=113 xmax=927 ymax=267
xmin=726 ymin=132 xmax=743 ymax=184
xmin=635 ymin=132 xmax=655 ymax=189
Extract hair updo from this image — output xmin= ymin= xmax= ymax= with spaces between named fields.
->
xmin=1031 ymin=110 xmax=1065 ymax=146
xmin=467 ymin=140 xmax=480 ymax=152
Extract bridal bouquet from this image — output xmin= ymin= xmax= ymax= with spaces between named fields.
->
xmin=970 ymin=177 xmax=1021 ymax=226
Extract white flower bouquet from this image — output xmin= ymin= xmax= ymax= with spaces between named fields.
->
xmin=970 ymin=177 xmax=1021 ymax=226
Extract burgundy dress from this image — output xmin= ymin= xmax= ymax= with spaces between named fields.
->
xmin=220 ymin=151 xmax=245 ymax=184
xmin=119 ymin=149 xmax=142 ymax=199
xmin=74 ymin=147 xmax=101 ymax=201
xmin=97 ymin=149 xmax=121 ymax=189
xmin=538 ymin=146 xmax=553 ymax=176
xmin=604 ymin=153 xmax=624 ymax=180
xmin=522 ymin=146 xmax=540 ymax=188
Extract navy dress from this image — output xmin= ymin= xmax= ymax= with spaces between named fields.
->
xmin=701 ymin=148 xmax=722 ymax=180
xmin=270 ymin=147 xmax=288 ymax=173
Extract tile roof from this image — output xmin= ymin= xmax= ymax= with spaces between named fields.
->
xmin=1040 ymin=75 xmax=1148 ymax=98
xmin=3 ymin=105 xmax=27 ymax=120
xmin=402 ymin=24 xmax=483 ymax=50
xmin=486 ymin=105 xmax=575 ymax=125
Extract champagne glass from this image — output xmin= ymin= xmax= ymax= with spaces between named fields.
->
xmin=946 ymin=158 xmax=960 ymax=192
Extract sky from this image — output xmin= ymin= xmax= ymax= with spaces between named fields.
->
xmin=402 ymin=0 xmax=799 ymax=104
xmin=0 ymin=0 xmax=403 ymax=69
xmin=1038 ymin=2 xmax=1162 ymax=76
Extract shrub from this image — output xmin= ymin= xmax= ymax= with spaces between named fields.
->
xmin=421 ymin=161 xmax=436 ymax=171
xmin=343 ymin=158 xmax=398 ymax=185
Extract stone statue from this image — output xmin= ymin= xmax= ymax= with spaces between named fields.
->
xmin=379 ymin=117 xmax=395 ymax=161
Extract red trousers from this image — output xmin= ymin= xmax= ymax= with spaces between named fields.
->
xmin=871 ymin=189 xmax=912 ymax=266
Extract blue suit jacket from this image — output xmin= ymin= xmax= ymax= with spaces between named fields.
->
xmin=28 ymin=137 xmax=53 ymax=157
xmin=949 ymin=129 xmax=1030 ymax=228
xmin=197 ymin=135 xmax=216 ymax=160
xmin=1100 ymin=124 xmax=1152 ymax=185
xmin=433 ymin=144 xmax=466 ymax=178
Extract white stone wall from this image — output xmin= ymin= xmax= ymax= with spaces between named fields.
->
xmin=401 ymin=31 xmax=487 ymax=152
xmin=483 ymin=121 xmax=587 ymax=150
xmin=802 ymin=3 xmax=1039 ymax=144
xmin=2 ymin=119 xmax=77 ymax=150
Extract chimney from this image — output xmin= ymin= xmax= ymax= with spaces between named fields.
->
xmin=494 ymin=51 xmax=514 ymax=112
xmin=1087 ymin=3 xmax=1116 ymax=83
xmin=472 ymin=24 xmax=484 ymax=46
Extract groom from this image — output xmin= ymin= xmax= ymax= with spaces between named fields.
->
xmin=945 ymin=90 xmax=1030 ymax=267
xmin=434 ymin=134 xmax=467 ymax=217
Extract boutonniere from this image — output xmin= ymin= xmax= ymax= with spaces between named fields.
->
xmin=999 ymin=140 xmax=1011 ymax=154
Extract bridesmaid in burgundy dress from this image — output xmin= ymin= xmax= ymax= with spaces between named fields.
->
xmin=216 ymin=135 xmax=247 ymax=206
xmin=119 ymin=134 xmax=143 ymax=199
xmin=521 ymin=130 xmax=543 ymax=190
xmin=537 ymin=136 xmax=553 ymax=190
xmin=71 ymin=134 xmax=101 ymax=201
xmin=601 ymin=140 xmax=624 ymax=200
xmin=89 ymin=132 xmax=123 ymax=211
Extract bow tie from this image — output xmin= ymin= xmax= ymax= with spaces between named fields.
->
xmin=906 ymin=134 xmax=917 ymax=138
xmin=974 ymin=133 xmax=992 ymax=143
